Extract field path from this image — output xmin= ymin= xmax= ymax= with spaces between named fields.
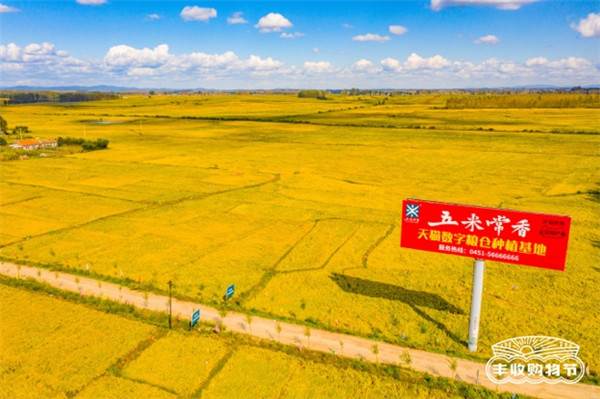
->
xmin=1 ymin=262 xmax=598 ymax=399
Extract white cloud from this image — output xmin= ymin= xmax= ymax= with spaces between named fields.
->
xmin=180 ymin=6 xmax=217 ymax=22
xmin=183 ymin=51 xmax=238 ymax=69
xmin=245 ymin=55 xmax=284 ymax=71
xmin=352 ymin=33 xmax=390 ymax=43
xmin=525 ymin=57 xmax=548 ymax=67
xmin=255 ymin=13 xmax=292 ymax=33
xmin=474 ymin=34 xmax=500 ymax=44
xmin=76 ymin=0 xmax=106 ymax=5
xmin=431 ymin=0 xmax=538 ymax=11
xmin=352 ymin=59 xmax=382 ymax=73
xmin=404 ymin=53 xmax=451 ymax=69
xmin=0 ymin=3 xmax=19 ymax=12
xmin=280 ymin=32 xmax=304 ymax=39
xmin=526 ymin=56 xmax=593 ymax=70
xmin=0 ymin=42 xmax=93 ymax=85
xmin=571 ymin=13 xmax=600 ymax=38
xmin=227 ymin=11 xmax=247 ymax=25
xmin=381 ymin=57 xmax=401 ymax=71
xmin=0 ymin=43 xmax=22 ymax=60
xmin=128 ymin=67 xmax=156 ymax=76
xmin=389 ymin=25 xmax=408 ymax=35
xmin=353 ymin=59 xmax=373 ymax=70
xmin=104 ymin=44 xmax=171 ymax=67
xmin=313 ymin=48 xmax=319 ymax=53
xmin=342 ymin=23 xmax=353 ymax=29
xmin=146 ymin=13 xmax=162 ymax=20
xmin=303 ymin=61 xmax=335 ymax=74
xmin=2 ymin=41 xmax=599 ymax=89
xmin=24 ymin=42 xmax=56 ymax=55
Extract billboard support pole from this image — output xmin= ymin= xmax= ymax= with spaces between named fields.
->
xmin=468 ymin=259 xmax=485 ymax=352
xmin=168 ymin=280 xmax=172 ymax=329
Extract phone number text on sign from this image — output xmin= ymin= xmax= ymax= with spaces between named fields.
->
xmin=400 ymin=199 xmax=570 ymax=271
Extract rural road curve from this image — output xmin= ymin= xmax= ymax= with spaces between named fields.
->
xmin=1 ymin=262 xmax=597 ymax=399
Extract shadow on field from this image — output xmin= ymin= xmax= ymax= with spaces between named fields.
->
xmin=330 ymin=273 xmax=468 ymax=347
xmin=592 ymin=267 xmax=600 ymax=274
xmin=587 ymin=184 xmax=600 ymax=204
xmin=330 ymin=273 xmax=464 ymax=314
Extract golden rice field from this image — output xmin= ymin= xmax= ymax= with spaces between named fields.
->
xmin=122 ymin=332 xmax=229 ymax=397
xmin=0 ymin=285 xmax=158 ymax=399
xmin=203 ymin=346 xmax=460 ymax=399
xmin=1 ymin=283 xmax=513 ymax=399
xmin=1 ymin=94 xmax=599 ymax=374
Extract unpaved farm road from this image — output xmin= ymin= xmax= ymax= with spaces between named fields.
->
xmin=1 ymin=263 xmax=597 ymax=399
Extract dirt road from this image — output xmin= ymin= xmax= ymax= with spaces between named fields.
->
xmin=1 ymin=262 xmax=597 ymax=399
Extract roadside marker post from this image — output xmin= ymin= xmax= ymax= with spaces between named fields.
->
xmin=190 ymin=309 xmax=200 ymax=329
xmin=225 ymin=284 xmax=235 ymax=301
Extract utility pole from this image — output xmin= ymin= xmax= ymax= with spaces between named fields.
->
xmin=168 ymin=280 xmax=172 ymax=329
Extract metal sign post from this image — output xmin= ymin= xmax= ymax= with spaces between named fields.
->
xmin=190 ymin=309 xmax=200 ymax=329
xmin=226 ymin=284 xmax=235 ymax=301
xmin=468 ymin=259 xmax=485 ymax=352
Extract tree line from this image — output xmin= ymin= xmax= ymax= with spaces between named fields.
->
xmin=2 ymin=92 xmax=121 ymax=104
xmin=57 ymin=137 xmax=109 ymax=151
xmin=298 ymin=90 xmax=329 ymax=100
xmin=445 ymin=94 xmax=600 ymax=109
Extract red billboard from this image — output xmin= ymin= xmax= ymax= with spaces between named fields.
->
xmin=400 ymin=199 xmax=571 ymax=271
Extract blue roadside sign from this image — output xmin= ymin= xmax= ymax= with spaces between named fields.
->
xmin=226 ymin=284 xmax=235 ymax=300
xmin=191 ymin=309 xmax=200 ymax=327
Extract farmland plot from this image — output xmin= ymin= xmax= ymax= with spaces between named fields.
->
xmin=0 ymin=286 xmax=157 ymax=399
xmin=1 ymin=94 xmax=598 ymax=372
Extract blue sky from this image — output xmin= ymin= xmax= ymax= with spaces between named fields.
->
xmin=1 ymin=0 xmax=599 ymax=89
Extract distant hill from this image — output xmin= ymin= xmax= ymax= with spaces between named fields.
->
xmin=1 ymin=84 xmax=598 ymax=92
xmin=0 ymin=85 xmax=151 ymax=92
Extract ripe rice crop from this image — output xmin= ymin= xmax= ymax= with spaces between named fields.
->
xmin=0 ymin=286 xmax=157 ymax=398
xmin=1 ymin=94 xmax=598 ymax=372
xmin=122 ymin=331 xmax=229 ymax=397
xmin=74 ymin=376 xmax=177 ymax=399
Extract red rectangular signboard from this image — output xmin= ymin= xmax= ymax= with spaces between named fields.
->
xmin=400 ymin=199 xmax=571 ymax=271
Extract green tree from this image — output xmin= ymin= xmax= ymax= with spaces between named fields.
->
xmin=246 ymin=314 xmax=253 ymax=334
xmin=13 ymin=125 xmax=29 ymax=138
xmin=447 ymin=357 xmax=458 ymax=377
xmin=276 ymin=321 xmax=282 ymax=341
xmin=304 ymin=326 xmax=311 ymax=349
xmin=0 ymin=115 xmax=7 ymax=133
xmin=372 ymin=344 xmax=379 ymax=363
xmin=400 ymin=351 xmax=412 ymax=366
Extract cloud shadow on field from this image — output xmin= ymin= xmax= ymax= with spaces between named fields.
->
xmin=330 ymin=273 xmax=468 ymax=347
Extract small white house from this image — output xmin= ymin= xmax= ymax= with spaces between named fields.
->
xmin=10 ymin=139 xmax=58 ymax=150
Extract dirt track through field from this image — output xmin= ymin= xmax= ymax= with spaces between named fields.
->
xmin=1 ymin=262 xmax=598 ymax=399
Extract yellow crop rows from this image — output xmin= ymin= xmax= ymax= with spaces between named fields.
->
xmin=122 ymin=332 xmax=229 ymax=397
xmin=1 ymin=94 xmax=598 ymax=373
xmin=0 ymin=286 xmax=157 ymax=398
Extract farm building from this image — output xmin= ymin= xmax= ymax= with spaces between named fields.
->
xmin=10 ymin=139 xmax=57 ymax=150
